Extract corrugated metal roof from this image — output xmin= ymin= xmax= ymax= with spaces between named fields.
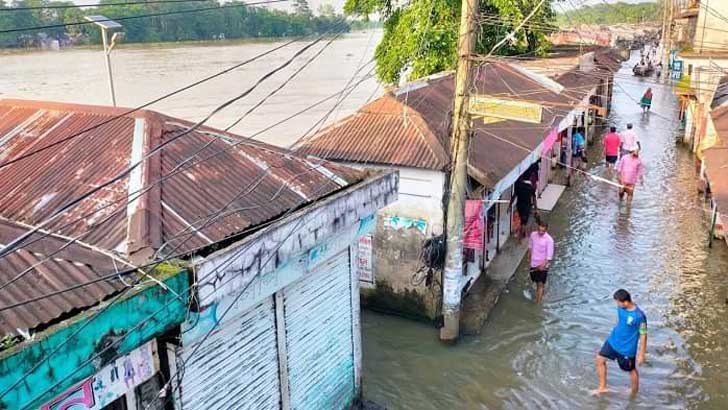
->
xmin=0 ymin=98 xmax=365 ymax=333
xmin=0 ymin=218 xmax=125 ymax=334
xmin=296 ymin=61 xmax=572 ymax=188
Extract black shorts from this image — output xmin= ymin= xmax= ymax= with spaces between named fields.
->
xmin=529 ymin=268 xmax=548 ymax=284
xmin=599 ymin=340 xmax=636 ymax=372
xmin=606 ymin=155 xmax=618 ymax=164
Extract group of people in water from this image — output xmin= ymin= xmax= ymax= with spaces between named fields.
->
xmin=633 ymin=46 xmax=662 ymax=78
xmin=513 ymin=116 xmax=648 ymax=396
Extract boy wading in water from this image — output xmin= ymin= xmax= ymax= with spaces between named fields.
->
xmin=617 ymin=148 xmax=644 ymax=201
xmin=527 ymin=220 xmax=554 ymax=304
xmin=595 ymin=289 xmax=648 ymax=396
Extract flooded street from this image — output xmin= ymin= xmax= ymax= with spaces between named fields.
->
xmin=362 ymin=60 xmax=728 ymax=409
xmin=0 ymin=31 xmax=381 ymax=147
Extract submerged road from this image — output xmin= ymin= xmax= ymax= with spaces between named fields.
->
xmin=361 ymin=57 xmax=728 ymax=409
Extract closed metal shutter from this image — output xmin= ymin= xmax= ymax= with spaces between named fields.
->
xmin=179 ymin=298 xmax=280 ymax=410
xmin=284 ymin=251 xmax=355 ymax=410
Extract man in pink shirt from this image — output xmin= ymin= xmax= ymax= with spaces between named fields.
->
xmin=603 ymin=126 xmax=621 ymax=170
xmin=617 ymin=148 xmax=644 ymax=201
xmin=620 ymin=123 xmax=641 ymax=157
xmin=528 ymin=220 xmax=555 ymax=304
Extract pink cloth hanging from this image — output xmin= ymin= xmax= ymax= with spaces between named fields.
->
xmin=463 ymin=200 xmax=484 ymax=249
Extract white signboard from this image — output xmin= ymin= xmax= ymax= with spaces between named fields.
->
xmin=357 ymin=235 xmax=374 ymax=284
xmin=41 ymin=340 xmax=159 ymax=410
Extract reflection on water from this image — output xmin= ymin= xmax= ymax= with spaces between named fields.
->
xmin=362 ymin=56 xmax=728 ymax=409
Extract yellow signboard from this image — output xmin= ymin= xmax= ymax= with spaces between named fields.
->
xmin=469 ymin=95 xmax=543 ymax=124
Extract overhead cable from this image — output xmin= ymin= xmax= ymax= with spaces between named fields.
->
xmin=0 ymin=0 xmax=289 ymax=34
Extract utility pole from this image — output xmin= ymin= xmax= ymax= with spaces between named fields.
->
xmin=440 ymin=0 xmax=478 ymax=344
xmin=661 ymin=0 xmax=673 ymax=80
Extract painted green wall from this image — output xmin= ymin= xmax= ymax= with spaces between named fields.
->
xmin=0 ymin=270 xmax=189 ymax=410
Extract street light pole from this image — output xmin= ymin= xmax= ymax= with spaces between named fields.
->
xmin=101 ymin=28 xmax=117 ymax=107
xmin=85 ymin=15 xmax=123 ymax=107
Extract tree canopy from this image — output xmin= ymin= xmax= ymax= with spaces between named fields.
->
xmin=0 ymin=0 xmax=349 ymax=48
xmin=555 ymin=1 xmax=660 ymax=26
xmin=344 ymin=0 xmax=557 ymax=84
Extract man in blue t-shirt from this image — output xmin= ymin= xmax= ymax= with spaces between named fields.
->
xmin=595 ymin=289 xmax=648 ymax=396
xmin=571 ymin=129 xmax=586 ymax=176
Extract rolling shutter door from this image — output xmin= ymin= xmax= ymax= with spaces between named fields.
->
xmin=284 ymin=251 xmax=355 ymax=410
xmin=179 ymin=298 xmax=280 ymax=410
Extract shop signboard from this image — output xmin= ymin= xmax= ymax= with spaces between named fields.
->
xmin=357 ymin=235 xmax=374 ymax=284
xmin=672 ymin=60 xmax=684 ymax=80
xmin=469 ymin=95 xmax=543 ymax=124
xmin=40 ymin=340 xmax=159 ymax=410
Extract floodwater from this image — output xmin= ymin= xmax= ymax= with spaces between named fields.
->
xmin=362 ymin=55 xmax=728 ymax=409
xmin=0 ymin=30 xmax=382 ymax=147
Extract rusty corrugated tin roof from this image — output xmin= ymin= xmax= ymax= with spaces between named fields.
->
xmin=0 ymin=218 xmax=126 ymax=334
xmin=296 ymin=61 xmax=572 ymax=188
xmin=0 ymin=98 xmax=365 ymax=333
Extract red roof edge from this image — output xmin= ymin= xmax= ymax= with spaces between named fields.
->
xmin=0 ymin=98 xmax=157 ymax=120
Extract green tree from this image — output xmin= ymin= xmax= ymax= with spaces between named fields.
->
xmin=555 ymin=2 xmax=660 ymax=26
xmin=345 ymin=0 xmax=556 ymax=84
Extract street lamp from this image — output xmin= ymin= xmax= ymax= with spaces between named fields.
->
xmin=85 ymin=15 xmax=124 ymax=107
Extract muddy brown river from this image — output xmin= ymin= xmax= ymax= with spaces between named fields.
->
xmin=0 ymin=30 xmax=381 ymax=147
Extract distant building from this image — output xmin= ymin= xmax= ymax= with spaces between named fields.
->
xmin=0 ymin=99 xmax=397 ymax=410
xmin=669 ymin=0 xmax=728 ymax=154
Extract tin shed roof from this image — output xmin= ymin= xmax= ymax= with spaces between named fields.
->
xmin=296 ymin=61 xmax=572 ymax=189
xmin=0 ymin=99 xmax=364 ymax=261
xmin=0 ymin=99 xmax=365 ymax=334
xmin=0 ymin=218 xmax=126 ymax=334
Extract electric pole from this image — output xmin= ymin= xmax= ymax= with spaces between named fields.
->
xmin=440 ymin=0 xmax=478 ymax=343
xmin=661 ymin=0 xmax=673 ymax=80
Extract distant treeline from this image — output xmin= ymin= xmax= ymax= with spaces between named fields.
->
xmin=0 ymin=0 xmax=366 ymax=48
xmin=556 ymin=2 xmax=660 ymax=26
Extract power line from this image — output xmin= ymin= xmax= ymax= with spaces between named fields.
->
xmin=0 ymin=34 xmax=306 ymax=172
xmin=5 ymin=24 xmax=373 ymax=410
xmin=0 ymin=67 xmax=375 ymax=316
xmin=0 ymin=23 xmax=353 ymax=267
xmin=223 ymin=29 xmax=348 ymax=131
xmin=11 ymin=71 xmax=376 ymax=408
xmin=0 ymin=0 xmax=289 ymax=34
xmin=0 ymin=22 xmax=347 ymax=275
xmin=0 ymin=0 xmax=211 ymax=12
xmin=0 ymin=58 xmax=372 ymax=277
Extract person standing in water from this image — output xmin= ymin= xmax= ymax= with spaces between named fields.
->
xmin=572 ymin=128 xmax=587 ymax=174
xmin=603 ymin=126 xmax=621 ymax=170
xmin=595 ymin=289 xmax=648 ymax=396
xmin=640 ymin=88 xmax=653 ymax=113
xmin=620 ymin=123 xmax=641 ymax=158
xmin=528 ymin=220 xmax=554 ymax=304
xmin=616 ymin=148 xmax=644 ymax=201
